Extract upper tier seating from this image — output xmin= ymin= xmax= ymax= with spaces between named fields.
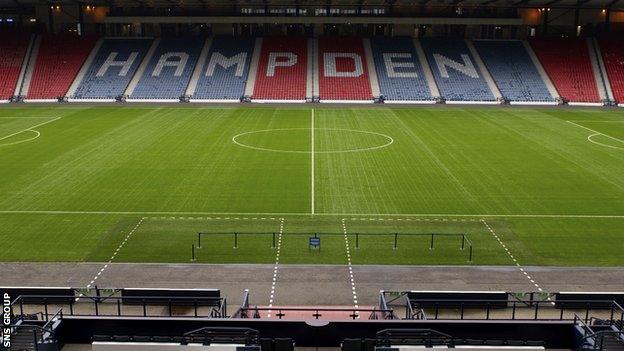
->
xmin=598 ymin=37 xmax=624 ymax=103
xmin=420 ymin=38 xmax=494 ymax=101
xmin=193 ymin=36 xmax=255 ymax=100
xmin=371 ymin=37 xmax=432 ymax=101
xmin=0 ymin=32 xmax=30 ymax=100
xmin=474 ymin=40 xmax=553 ymax=102
xmin=253 ymin=37 xmax=307 ymax=100
xmin=28 ymin=35 xmax=98 ymax=99
xmin=318 ymin=37 xmax=372 ymax=100
xmin=74 ymin=38 xmax=152 ymax=99
xmin=529 ymin=38 xmax=599 ymax=103
xmin=131 ymin=38 xmax=203 ymax=99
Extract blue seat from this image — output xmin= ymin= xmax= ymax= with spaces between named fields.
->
xmin=474 ymin=40 xmax=553 ymax=102
xmin=131 ymin=38 xmax=203 ymax=99
xmin=371 ymin=37 xmax=432 ymax=101
xmin=74 ymin=39 xmax=152 ymax=99
xmin=421 ymin=38 xmax=495 ymax=101
xmin=193 ymin=36 xmax=255 ymax=100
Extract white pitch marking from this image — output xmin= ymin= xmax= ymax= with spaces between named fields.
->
xmin=342 ymin=218 xmax=359 ymax=317
xmin=481 ymin=219 xmax=553 ymax=304
xmin=311 ymin=109 xmax=315 ymax=215
xmin=0 ymin=116 xmax=62 ymax=142
xmin=1 ymin=209 xmax=623 ymax=219
xmin=267 ymin=218 xmax=285 ymax=318
xmin=567 ymin=120 xmax=624 ymax=149
xmin=76 ymin=217 xmax=146 ymax=301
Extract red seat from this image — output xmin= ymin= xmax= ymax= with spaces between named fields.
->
xmin=27 ymin=35 xmax=98 ymax=99
xmin=0 ymin=32 xmax=30 ymax=99
xmin=598 ymin=37 xmax=624 ymax=103
xmin=530 ymin=38 xmax=599 ymax=103
xmin=253 ymin=37 xmax=307 ymax=100
xmin=319 ymin=37 xmax=372 ymax=100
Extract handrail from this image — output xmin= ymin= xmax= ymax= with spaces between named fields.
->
xmin=9 ymin=323 xmax=57 ymax=341
xmin=43 ymin=308 xmax=63 ymax=329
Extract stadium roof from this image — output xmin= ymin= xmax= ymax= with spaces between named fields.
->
xmin=1 ymin=0 xmax=622 ymax=9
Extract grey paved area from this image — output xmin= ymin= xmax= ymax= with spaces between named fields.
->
xmin=2 ymin=263 xmax=624 ymax=306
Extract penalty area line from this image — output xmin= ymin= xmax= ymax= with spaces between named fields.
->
xmin=0 ymin=116 xmax=62 ymax=142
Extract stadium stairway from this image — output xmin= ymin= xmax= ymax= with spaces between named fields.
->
xmin=370 ymin=36 xmax=434 ymax=102
xmin=72 ymin=38 xmax=153 ymax=100
xmin=26 ymin=35 xmax=98 ymax=100
xmin=318 ymin=37 xmax=373 ymax=102
xmin=128 ymin=37 xmax=203 ymax=101
xmin=529 ymin=38 xmax=601 ymax=104
xmin=0 ymin=31 xmax=31 ymax=101
xmin=473 ymin=40 xmax=554 ymax=103
xmin=420 ymin=38 xmax=496 ymax=102
xmin=190 ymin=36 xmax=255 ymax=101
xmin=598 ymin=36 xmax=624 ymax=104
xmin=252 ymin=37 xmax=308 ymax=101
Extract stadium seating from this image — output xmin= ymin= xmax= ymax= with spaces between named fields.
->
xmin=192 ymin=36 xmax=255 ymax=100
xmin=73 ymin=38 xmax=153 ymax=99
xmin=252 ymin=37 xmax=307 ymax=100
xmin=0 ymin=31 xmax=30 ymax=100
xmin=318 ymin=37 xmax=372 ymax=101
xmin=529 ymin=38 xmax=599 ymax=103
xmin=420 ymin=38 xmax=495 ymax=101
xmin=598 ymin=37 xmax=624 ymax=103
xmin=370 ymin=37 xmax=432 ymax=101
xmin=130 ymin=38 xmax=203 ymax=99
xmin=474 ymin=40 xmax=553 ymax=102
xmin=27 ymin=35 xmax=98 ymax=99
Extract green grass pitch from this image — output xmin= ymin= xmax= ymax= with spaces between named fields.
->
xmin=0 ymin=105 xmax=623 ymax=266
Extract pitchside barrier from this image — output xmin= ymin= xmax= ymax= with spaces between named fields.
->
xmin=193 ymin=232 xmax=474 ymax=262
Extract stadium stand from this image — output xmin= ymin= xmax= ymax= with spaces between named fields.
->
xmin=529 ymin=38 xmax=600 ymax=103
xmin=420 ymin=38 xmax=495 ymax=102
xmin=0 ymin=31 xmax=30 ymax=100
xmin=27 ymin=35 xmax=98 ymax=100
xmin=192 ymin=36 xmax=255 ymax=101
xmin=130 ymin=37 xmax=203 ymax=100
xmin=318 ymin=37 xmax=372 ymax=101
xmin=370 ymin=37 xmax=433 ymax=101
xmin=73 ymin=38 xmax=153 ymax=100
xmin=252 ymin=37 xmax=308 ymax=101
xmin=598 ymin=37 xmax=624 ymax=103
xmin=474 ymin=40 xmax=554 ymax=103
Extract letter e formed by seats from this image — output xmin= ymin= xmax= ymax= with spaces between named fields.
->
xmin=383 ymin=53 xmax=418 ymax=78
xmin=324 ymin=53 xmax=363 ymax=77
xmin=266 ymin=52 xmax=297 ymax=77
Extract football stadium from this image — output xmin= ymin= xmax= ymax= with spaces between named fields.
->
xmin=0 ymin=0 xmax=624 ymax=349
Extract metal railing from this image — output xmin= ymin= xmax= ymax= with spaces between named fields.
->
xmin=11 ymin=294 xmax=228 ymax=319
xmin=405 ymin=299 xmax=624 ymax=321
xmin=237 ymin=306 xmax=395 ymax=320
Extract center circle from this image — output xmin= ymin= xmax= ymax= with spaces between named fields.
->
xmin=232 ymin=128 xmax=394 ymax=154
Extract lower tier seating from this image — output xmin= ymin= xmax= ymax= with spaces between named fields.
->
xmin=529 ymin=38 xmax=599 ymax=103
xmin=28 ymin=35 xmax=98 ymax=99
xmin=599 ymin=37 xmax=624 ymax=102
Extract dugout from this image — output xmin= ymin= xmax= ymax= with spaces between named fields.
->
xmin=121 ymin=288 xmax=222 ymax=306
xmin=554 ymin=291 xmax=624 ymax=309
xmin=407 ymin=291 xmax=509 ymax=309
xmin=1 ymin=286 xmax=75 ymax=304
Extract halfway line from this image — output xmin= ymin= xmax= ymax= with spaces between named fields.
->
xmin=311 ymin=108 xmax=315 ymax=215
